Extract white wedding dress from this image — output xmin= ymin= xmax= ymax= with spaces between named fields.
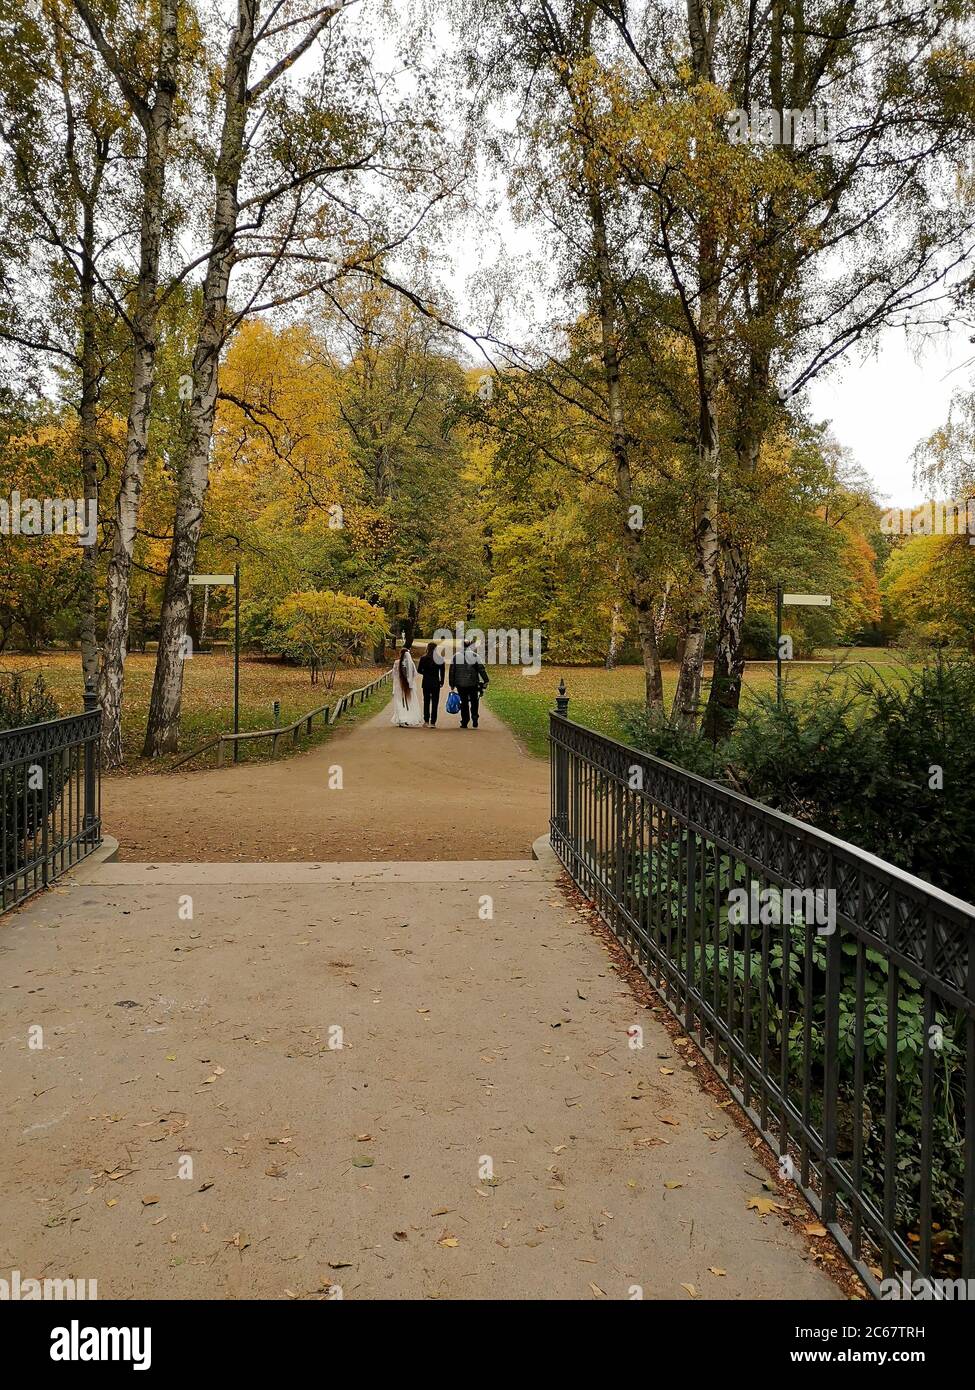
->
xmin=390 ymin=651 xmax=423 ymax=726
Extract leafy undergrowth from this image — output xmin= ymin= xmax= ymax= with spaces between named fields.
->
xmin=485 ymin=650 xmax=912 ymax=760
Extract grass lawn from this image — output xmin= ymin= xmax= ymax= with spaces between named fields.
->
xmin=485 ymin=648 xmax=919 ymax=758
xmin=0 ymin=651 xmax=388 ymax=774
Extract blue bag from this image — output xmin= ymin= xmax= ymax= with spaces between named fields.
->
xmin=445 ymin=690 xmax=461 ymax=715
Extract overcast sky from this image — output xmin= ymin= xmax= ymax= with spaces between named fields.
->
xmin=805 ymin=331 xmax=973 ymax=505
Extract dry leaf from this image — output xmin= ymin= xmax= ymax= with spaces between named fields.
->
xmin=681 ymin=1282 xmax=699 ymax=1298
xmin=747 ymin=1195 xmax=786 ymax=1216
xmin=804 ymin=1223 xmax=828 ymax=1237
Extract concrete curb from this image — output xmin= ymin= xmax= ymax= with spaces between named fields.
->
xmin=67 ymin=835 xmax=120 ymax=883
xmin=531 ymin=833 xmax=562 ymax=877
xmin=63 ymin=856 xmax=558 ymax=887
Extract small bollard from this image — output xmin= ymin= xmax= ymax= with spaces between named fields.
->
xmin=555 ymin=678 xmax=569 ymax=716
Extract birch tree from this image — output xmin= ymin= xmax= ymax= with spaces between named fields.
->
xmin=70 ymin=0 xmax=181 ymax=764
xmin=0 ymin=0 xmax=128 ymax=685
xmin=144 ymin=0 xmax=456 ymax=753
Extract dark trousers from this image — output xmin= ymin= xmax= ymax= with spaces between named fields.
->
xmin=423 ymin=686 xmax=441 ymax=724
xmin=459 ymin=688 xmax=480 ymax=727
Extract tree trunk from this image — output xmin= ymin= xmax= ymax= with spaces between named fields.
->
xmin=702 ymin=359 xmax=771 ymax=738
xmin=671 ymin=0 xmax=721 ymax=732
xmin=702 ymin=540 xmax=749 ymax=740
xmin=78 ymin=185 xmax=102 ymax=689
xmin=605 ymin=598 xmax=622 ymax=669
xmin=77 ymin=0 xmax=180 ymax=765
xmin=143 ymin=0 xmax=252 ymax=756
xmin=587 ymin=183 xmax=664 ymax=714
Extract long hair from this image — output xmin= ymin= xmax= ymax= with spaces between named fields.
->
xmin=398 ymin=644 xmax=412 ymax=700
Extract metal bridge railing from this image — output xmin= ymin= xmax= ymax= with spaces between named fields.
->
xmin=549 ymin=694 xmax=975 ymax=1297
xmin=1 ymin=683 xmax=101 ymax=912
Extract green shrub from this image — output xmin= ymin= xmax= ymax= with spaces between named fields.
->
xmin=0 ymin=671 xmax=60 ymax=732
xmin=742 ymin=610 xmax=778 ymax=660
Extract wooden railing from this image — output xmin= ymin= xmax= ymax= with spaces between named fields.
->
xmin=171 ymin=669 xmax=391 ymax=769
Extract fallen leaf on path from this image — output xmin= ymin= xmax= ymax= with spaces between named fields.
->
xmin=681 ymin=1283 xmax=699 ymax=1298
xmin=141 ymin=1195 xmax=159 ymax=1206
xmin=747 ymin=1195 xmax=786 ymax=1216
xmin=709 ymin=1267 xmax=727 ymax=1277
xmin=804 ymin=1223 xmax=828 ymax=1237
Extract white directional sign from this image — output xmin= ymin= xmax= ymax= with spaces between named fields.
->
xmin=189 ymin=574 xmax=235 ymax=586
xmin=783 ymin=593 xmax=831 ymax=607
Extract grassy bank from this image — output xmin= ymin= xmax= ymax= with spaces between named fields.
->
xmin=485 ymin=649 xmax=918 ymax=758
xmin=0 ymin=651 xmax=388 ymax=773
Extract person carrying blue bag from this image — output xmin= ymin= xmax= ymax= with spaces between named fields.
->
xmin=448 ymin=638 xmax=489 ymax=729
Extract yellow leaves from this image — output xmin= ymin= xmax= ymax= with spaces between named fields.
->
xmin=746 ymin=1195 xmax=787 ymax=1216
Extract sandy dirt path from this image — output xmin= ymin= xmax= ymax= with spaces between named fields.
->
xmin=102 ymin=697 xmax=549 ymax=863
xmin=0 ymin=862 xmax=839 ymax=1300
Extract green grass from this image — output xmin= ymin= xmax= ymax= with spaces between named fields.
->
xmin=485 ymin=649 xmax=921 ymax=759
xmin=0 ymin=651 xmax=388 ymax=773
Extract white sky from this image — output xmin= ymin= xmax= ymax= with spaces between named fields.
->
xmin=318 ymin=6 xmax=975 ymax=509
xmin=805 ymin=330 xmax=974 ymax=505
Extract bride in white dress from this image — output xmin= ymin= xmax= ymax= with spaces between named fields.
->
xmin=390 ymin=644 xmax=423 ymax=727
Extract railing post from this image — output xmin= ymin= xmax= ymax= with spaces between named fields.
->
xmin=552 ymin=681 xmax=569 ymax=848
xmin=83 ymin=676 xmax=99 ymax=845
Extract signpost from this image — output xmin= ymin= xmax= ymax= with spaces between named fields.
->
xmin=776 ymin=583 xmax=831 ymax=707
xmin=190 ymin=566 xmax=241 ymax=760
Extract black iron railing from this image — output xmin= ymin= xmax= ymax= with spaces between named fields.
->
xmin=1 ymin=689 xmax=101 ymax=912
xmin=550 ymin=703 xmax=975 ymax=1297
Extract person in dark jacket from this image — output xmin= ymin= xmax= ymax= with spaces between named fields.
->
xmin=417 ymin=642 xmax=445 ymax=727
xmin=448 ymin=639 xmax=489 ymax=728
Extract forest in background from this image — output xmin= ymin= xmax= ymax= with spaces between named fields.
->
xmin=2 ymin=0 xmax=975 ymax=766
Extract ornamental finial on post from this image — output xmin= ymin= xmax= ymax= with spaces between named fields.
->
xmin=555 ymin=678 xmax=569 ymax=716
xmin=83 ymin=674 xmax=98 ymax=713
